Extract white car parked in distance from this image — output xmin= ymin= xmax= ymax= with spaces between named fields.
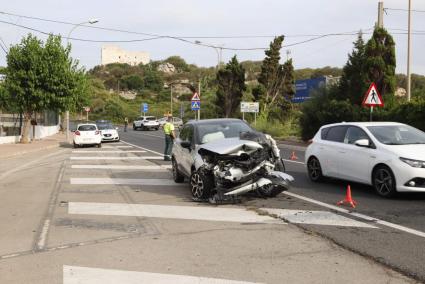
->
xmin=158 ymin=117 xmax=183 ymax=128
xmin=133 ymin=116 xmax=160 ymax=131
xmin=305 ymin=122 xmax=425 ymax=197
xmin=73 ymin=124 xmax=102 ymax=148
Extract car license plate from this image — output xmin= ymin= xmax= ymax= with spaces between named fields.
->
xmin=83 ymin=138 xmax=92 ymax=142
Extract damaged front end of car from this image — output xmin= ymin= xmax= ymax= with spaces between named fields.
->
xmin=195 ymin=132 xmax=294 ymax=203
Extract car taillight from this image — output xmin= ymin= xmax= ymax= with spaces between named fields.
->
xmin=95 ymin=130 xmax=100 ymax=135
xmin=75 ymin=131 xmax=80 ymax=136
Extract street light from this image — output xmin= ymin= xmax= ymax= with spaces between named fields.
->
xmin=194 ymin=40 xmax=223 ymax=69
xmin=64 ymin=19 xmax=99 ymax=142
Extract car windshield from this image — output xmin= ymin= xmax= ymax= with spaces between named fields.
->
xmin=78 ymin=125 xmax=96 ymax=131
xmin=97 ymin=124 xmax=114 ymax=130
xmin=367 ymin=125 xmax=425 ymax=145
xmin=196 ymin=121 xmax=253 ymax=144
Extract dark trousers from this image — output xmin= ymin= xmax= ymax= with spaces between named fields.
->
xmin=124 ymin=124 xmax=127 ymax=132
xmin=164 ymin=135 xmax=173 ymax=160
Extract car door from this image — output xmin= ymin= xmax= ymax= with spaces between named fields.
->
xmin=338 ymin=126 xmax=376 ymax=184
xmin=321 ymin=125 xmax=348 ymax=178
xmin=174 ymin=125 xmax=193 ymax=176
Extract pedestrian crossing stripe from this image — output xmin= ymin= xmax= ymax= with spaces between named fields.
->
xmin=362 ymin=82 xmax=384 ymax=107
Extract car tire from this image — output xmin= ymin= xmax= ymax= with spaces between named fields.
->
xmin=172 ymin=158 xmax=185 ymax=183
xmin=190 ymin=170 xmax=214 ymax=200
xmin=373 ymin=165 xmax=397 ymax=198
xmin=307 ymin=157 xmax=323 ymax=182
xmin=73 ymin=142 xmax=78 ymax=148
xmin=257 ymin=184 xmax=284 ymax=198
xmin=274 ymin=158 xmax=286 ymax=172
xmin=133 ymin=125 xmax=136 ymax=130
xmin=97 ymin=143 xmax=102 ymax=148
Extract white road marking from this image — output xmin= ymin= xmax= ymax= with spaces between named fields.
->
xmin=72 ymin=150 xmax=146 ymax=153
xmin=68 ymin=203 xmax=283 ymax=224
xmin=282 ymin=158 xmax=305 ymax=165
xmin=120 ymin=140 xmax=163 ymax=156
xmin=71 ymin=165 xmax=171 ymax=170
xmin=283 ymin=191 xmax=425 ymax=239
xmin=36 ymin=219 xmax=51 ymax=250
xmin=70 ymin=178 xmax=176 ymax=186
xmin=262 ymin=208 xmax=377 ymax=228
xmin=103 ymin=145 xmax=133 ymax=148
xmin=63 ymin=265 xmax=262 ymax=284
xmin=70 ymin=156 xmax=162 ymax=160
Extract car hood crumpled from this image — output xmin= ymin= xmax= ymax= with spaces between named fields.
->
xmin=387 ymin=144 xmax=425 ymax=161
xmin=198 ymin=137 xmax=263 ymax=155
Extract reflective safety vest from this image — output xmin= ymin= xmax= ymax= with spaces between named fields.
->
xmin=163 ymin=122 xmax=174 ymax=135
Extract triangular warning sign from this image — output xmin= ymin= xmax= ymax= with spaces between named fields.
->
xmin=191 ymin=92 xmax=200 ymax=101
xmin=362 ymin=83 xmax=384 ymax=107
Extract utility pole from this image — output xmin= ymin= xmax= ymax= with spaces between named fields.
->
xmin=407 ymin=0 xmax=412 ymax=101
xmin=377 ymin=2 xmax=384 ymax=28
xmin=198 ymin=81 xmax=201 ymax=120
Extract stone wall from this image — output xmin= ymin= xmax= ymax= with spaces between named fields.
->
xmin=101 ymin=45 xmax=150 ymax=66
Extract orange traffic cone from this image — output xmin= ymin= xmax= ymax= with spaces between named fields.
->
xmin=337 ymin=185 xmax=357 ymax=208
xmin=290 ymin=151 xmax=298 ymax=161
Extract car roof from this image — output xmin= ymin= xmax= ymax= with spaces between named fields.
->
xmin=321 ymin=121 xmax=406 ymax=128
xmin=186 ymin=118 xmax=244 ymax=125
xmin=77 ymin=123 xmax=97 ymax=127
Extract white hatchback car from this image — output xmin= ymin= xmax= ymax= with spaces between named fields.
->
xmin=305 ymin=122 xmax=425 ymax=197
xmin=73 ymin=124 xmax=102 ymax=148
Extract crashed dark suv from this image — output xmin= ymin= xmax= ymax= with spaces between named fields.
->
xmin=171 ymin=118 xmax=293 ymax=203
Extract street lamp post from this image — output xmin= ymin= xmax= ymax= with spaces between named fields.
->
xmin=194 ymin=40 xmax=222 ymax=69
xmin=65 ymin=19 xmax=99 ymax=142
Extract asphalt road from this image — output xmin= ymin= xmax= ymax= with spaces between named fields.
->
xmin=121 ymin=128 xmax=425 ymax=282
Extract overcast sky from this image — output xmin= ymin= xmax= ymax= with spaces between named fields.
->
xmin=1 ymin=0 xmax=425 ymax=75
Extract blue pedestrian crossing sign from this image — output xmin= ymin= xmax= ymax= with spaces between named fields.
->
xmin=191 ymin=101 xmax=201 ymax=110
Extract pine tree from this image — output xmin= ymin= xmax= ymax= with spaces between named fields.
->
xmin=364 ymin=27 xmax=396 ymax=105
xmin=216 ymin=56 xmax=246 ymax=118
xmin=338 ymin=32 xmax=368 ymax=105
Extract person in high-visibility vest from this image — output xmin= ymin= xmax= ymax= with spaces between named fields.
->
xmin=163 ymin=116 xmax=176 ymax=161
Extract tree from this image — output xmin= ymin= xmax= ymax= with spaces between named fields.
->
xmin=4 ymin=34 xmax=88 ymax=143
xmin=216 ymin=56 xmax=246 ymax=118
xmin=338 ymin=32 xmax=368 ymax=105
xmin=364 ymin=27 xmax=396 ymax=105
xmin=164 ymin=56 xmax=189 ymax=72
xmin=257 ymin=36 xmax=295 ymax=116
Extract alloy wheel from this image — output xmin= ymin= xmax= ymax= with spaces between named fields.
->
xmin=308 ymin=158 xmax=322 ymax=181
xmin=190 ymin=173 xmax=204 ymax=198
xmin=374 ymin=167 xmax=395 ymax=196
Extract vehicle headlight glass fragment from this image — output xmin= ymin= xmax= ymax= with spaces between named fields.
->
xmin=400 ymin=157 xmax=425 ymax=168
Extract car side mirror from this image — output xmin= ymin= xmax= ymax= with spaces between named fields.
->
xmin=180 ymin=141 xmax=191 ymax=149
xmin=354 ymin=139 xmax=370 ymax=148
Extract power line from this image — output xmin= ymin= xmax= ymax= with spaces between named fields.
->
xmin=384 ymin=8 xmax=425 ymax=13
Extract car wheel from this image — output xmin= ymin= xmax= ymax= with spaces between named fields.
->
xmin=257 ymin=184 xmax=284 ymax=198
xmin=172 ymin=158 xmax=185 ymax=183
xmin=307 ymin=157 xmax=323 ymax=182
xmin=133 ymin=125 xmax=136 ymax=130
xmin=190 ymin=170 xmax=213 ymax=200
xmin=73 ymin=142 xmax=78 ymax=148
xmin=373 ymin=165 xmax=397 ymax=198
xmin=97 ymin=143 xmax=102 ymax=148
xmin=274 ymin=158 xmax=286 ymax=172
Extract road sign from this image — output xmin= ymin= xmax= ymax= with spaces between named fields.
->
xmin=362 ymin=83 xmax=384 ymax=107
xmin=191 ymin=92 xmax=200 ymax=101
xmin=240 ymin=102 xmax=259 ymax=113
xmin=142 ymin=103 xmax=149 ymax=113
xmin=191 ymin=101 xmax=200 ymax=110
xmin=83 ymin=106 xmax=91 ymax=112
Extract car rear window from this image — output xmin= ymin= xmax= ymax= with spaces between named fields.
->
xmin=78 ymin=125 xmax=96 ymax=131
xmin=145 ymin=117 xmax=156 ymax=121
xmin=324 ymin=126 xmax=348 ymax=143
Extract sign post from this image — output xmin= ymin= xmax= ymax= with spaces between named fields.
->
xmin=141 ymin=103 xmax=148 ymax=116
xmin=240 ymin=102 xmax=259 ymax=124
xmin=191 ymin=92 xmax=201 ymax=120
xmin=362 ymin=83 xmax=384 ymax=121
xmin=83 ymin=106 xmax=90 ymax=122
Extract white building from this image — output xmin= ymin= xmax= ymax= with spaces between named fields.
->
xmin=101 ymin=45 xmax=150 ymax=66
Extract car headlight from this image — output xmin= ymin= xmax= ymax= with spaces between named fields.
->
xmin=400 ymin=157 xmax=425 ymax=168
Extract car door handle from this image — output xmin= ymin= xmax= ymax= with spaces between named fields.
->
xmin=338 ymin=151 xmax=346 ymax=154
xmin=370 ymin=155 xmax=376 ymax=158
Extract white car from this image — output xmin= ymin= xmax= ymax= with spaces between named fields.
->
xmin=73 ymin=124 xmax=102 ymax=148
xmin=133 ymin=116 xmax=159 ymax=131
xmin=305 ymin=122 xmax=425 ymax=197
xmin=97 ymin=123 xmax=120 ymax=142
